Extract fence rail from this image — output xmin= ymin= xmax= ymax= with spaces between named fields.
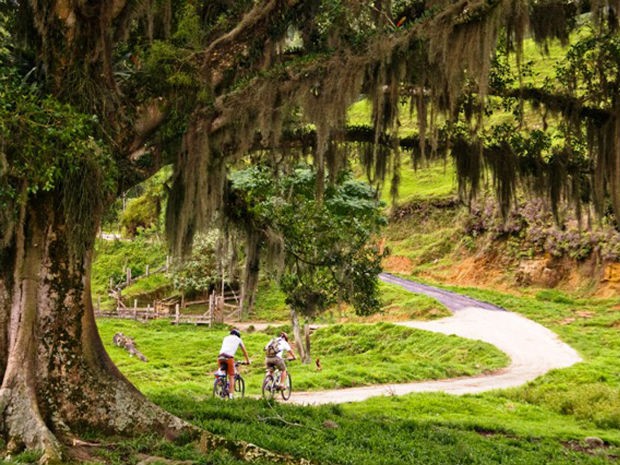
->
xmin=95 ymin=291 xmax=240 ymax=326
xmin=98 ymin=256 xmax=242 ymax=325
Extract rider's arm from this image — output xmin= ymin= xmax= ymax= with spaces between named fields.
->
xmin=240 ymin=342 xmax=251 ymax=364
xmin=288 ymin=342 xmax=297 ymax=360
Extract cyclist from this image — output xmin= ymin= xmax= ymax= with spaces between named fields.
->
xmin=264 ymin=331 xmax=296 ymax=390
xmin=217 ymin=328 xmax=250 ymax=399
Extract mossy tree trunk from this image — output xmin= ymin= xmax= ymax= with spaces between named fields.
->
xmin=0 ymin=195 xmax=192 ymax=463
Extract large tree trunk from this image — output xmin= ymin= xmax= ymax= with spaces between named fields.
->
xmin=0 ymin=196 xmax=192 ymax=463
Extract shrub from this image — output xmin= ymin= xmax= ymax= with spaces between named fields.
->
xmin=463 ymin=198 xmax=620 ymax=262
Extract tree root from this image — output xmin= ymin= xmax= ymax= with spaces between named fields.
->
xmin=0 ymin=388 xmax=63 ymax=465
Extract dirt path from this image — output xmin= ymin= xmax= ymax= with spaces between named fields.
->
xmin=290 ymin=273 xmax=582 ymax=405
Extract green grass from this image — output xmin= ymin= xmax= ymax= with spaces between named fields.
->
xmin=252 ymin=279 xmax=289 ymax=321
xmin=359 ymin=280 xmax=451 ymax=321
xmin=250 ymin=279 xmax=450 ymax=323
xmin=97 ymin=319 xmax=507 ymax=395
xmin=146 ymin=392 xmax=619 ymax=465
xmin=383 ymin=198 xmax=465 ymax=266
xmin=383 ymin=158 xmax=457 ymax=206
xmin=404 ymin=282 xmax=620 ymax=431
xmin=137 ymin=286 xmax=619 ymax=465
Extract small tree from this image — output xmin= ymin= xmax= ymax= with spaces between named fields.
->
xmin=231 ymin=166 xmax=386 ymax=362
xmin=172 ymin=230 xmax=241 ymax=299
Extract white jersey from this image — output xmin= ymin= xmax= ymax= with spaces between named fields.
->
xmin=219 ymin=334 xmax=243 ymax=357
xmin=266 ymin=337 xmax=291 ymax=358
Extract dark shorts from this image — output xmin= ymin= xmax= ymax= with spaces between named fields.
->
xmin=265 ymin=356 xmax=286 ymax=371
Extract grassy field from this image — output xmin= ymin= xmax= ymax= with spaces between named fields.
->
xmin=97 ymin=318 xmax=508 ymax=397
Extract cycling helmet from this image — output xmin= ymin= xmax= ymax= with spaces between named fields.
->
xmin=230 ymin=329 xmax=241 ymax=338
xmin=279 ymin=331 xmax=288 ymax=341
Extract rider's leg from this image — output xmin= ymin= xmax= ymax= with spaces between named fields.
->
xmin=228 ymin=374 xmax=235 ymax=395
xmin=278 ymin=358 xmax=287 ymax=388
xmin=226 ymin=358 xmax=235 ymax=398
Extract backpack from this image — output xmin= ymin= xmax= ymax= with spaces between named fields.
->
xmin=265 ymin=338 xmax=279 ymax=357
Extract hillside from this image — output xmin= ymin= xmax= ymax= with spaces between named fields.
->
xmin=382 ymin=191 xmax=620 ymax=300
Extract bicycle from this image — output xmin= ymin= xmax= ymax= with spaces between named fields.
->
xmin=261 ymin=361 xmax=292 ymax=400
xmin=213 ymin=361 xmax=246 ymax=399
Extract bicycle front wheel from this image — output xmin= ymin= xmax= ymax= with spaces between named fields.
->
xmin=262 ymin=374 xmax=275 ymax=400
xmin=280 ymin=372 xmax=292 ymax=400
xmin=235 ymin=376 xmax=245 ymax=398
xmin=213 ymin=377 xmax=227 ymax=399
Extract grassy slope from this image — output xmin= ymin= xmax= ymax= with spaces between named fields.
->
xmin=97 ymin=319 xmax=508 ymax=395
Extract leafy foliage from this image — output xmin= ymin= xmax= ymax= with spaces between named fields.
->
xmin=0 ymin=62 xmax=116 ymax=250
xmin=171 ymin=230 xmax=241 ymax=297
xmin=231 ymin=165 xmax=387 ymax=318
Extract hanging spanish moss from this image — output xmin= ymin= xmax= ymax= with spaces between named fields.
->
xmin=165 ymin=122 xmax=212 ymax=256
xmin=485 ymin=141 xmax=519 ymax=219
xmin=61 ymin=153 xmax=112 ymax=259
xmin=529 ymin=0 xmax=577 ymax=49
xmin=164 ymin=0 xmax=620 ymax=258
xmin=547 ymin=149 xmax=569 ymax=223
xmin=453 ymin=136 xmax=483 ymax=204
xmin=239 ymin=228 xmax=262 ymax=318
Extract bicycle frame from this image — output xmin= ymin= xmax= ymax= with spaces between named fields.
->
xmin=262 ymin=364 xmax=292 ymax=400
xmin=213 ymin=361 xmax=245 ymax=399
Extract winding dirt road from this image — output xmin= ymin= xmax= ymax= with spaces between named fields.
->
xmin=290 ymin=273 xmax=582 ymax=405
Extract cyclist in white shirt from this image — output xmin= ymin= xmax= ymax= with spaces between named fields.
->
xmin=217 ymin=329 xmax=250 ymax=398
xmin=264 ymin=332 xmax=296 ymax=390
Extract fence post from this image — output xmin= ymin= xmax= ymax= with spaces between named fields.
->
xmin=208 ymin=293 xmax=213 ymax=327
xmin=145 ymin=264 xmax=150 ymax=277
xmin=126 ymin=268 xmax=132 ymax=286
xmin=175 ymin=304 xmax=180 ymax=325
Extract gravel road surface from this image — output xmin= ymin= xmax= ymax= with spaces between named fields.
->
xmin=290 ymin=273 xmax=582 ymax=405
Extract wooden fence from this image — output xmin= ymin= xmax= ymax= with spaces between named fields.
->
xmin=95 ymin=291 xmax=241 ymax=326
xmin=95 ymin=256 xmax=243 ymax=325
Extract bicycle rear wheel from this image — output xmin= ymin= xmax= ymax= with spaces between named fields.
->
xmin=213 ymin=377 xmax=227 ymax=399
xmin=262 ymin=374 xmax=275 ymax=400
xmin=280 ymin=372 xmax=292 ymax=400
xmin=235 ymin=376 xmax=245 ymax=398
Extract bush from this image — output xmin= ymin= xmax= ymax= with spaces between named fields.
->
xmin=463 ymin=198 xmax=620 ymax=262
